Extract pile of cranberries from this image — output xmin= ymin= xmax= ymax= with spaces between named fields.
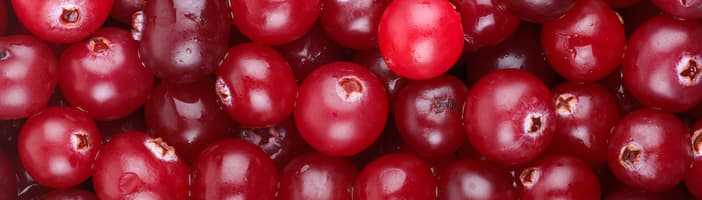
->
xmin=3 ymin=0 xmax=702 ymax=199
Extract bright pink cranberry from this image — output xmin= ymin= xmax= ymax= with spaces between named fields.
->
xmin=355 ymin=153 xmax=436 ymax=199
xmin=230 ymin=0 xmax=321 ymax=45
xmin=10 ymin=0 xmax=113 ymax=43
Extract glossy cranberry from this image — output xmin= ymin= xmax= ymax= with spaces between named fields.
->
xmin=549 ymin=82 xmax=620 ymax=167
xmin=216 ymin=43 xmax=297 ymax=127
xmin=237 ymin=117 xmax=312 ymax=168
xmin=295 ymin=62 xmax=388 ymax=156
xmin=465 ymin=23 xmax=556 ymax=87
xmin=650 ymin=0 xmax=702 ymax=20
xmin=518 ymin=154 xmax=600 ymax=200
xmin=191 ymin=139 xmax=278 ymax=200
xmin=464 ymin=69 xmax=556 ymax=164
xmin=320 ymin=0 xmax=389 ymax=49
xmin=0 ymin=150 xmax=17 ymax=200
xmin=10 ymin=0 xmax=112 ymax=43
xmin=354 ymin=49 xmax=409 ymax=105
xmin=608 ymin=109 xmax=692 ymax=191
xmin=230 ymin=0 xmax=321 ymax=45
xmin=0 ymin=35 xmax=57 ymax=120
xmin=605 ymin=0 xmax=641 ymax=8
xmin=437 ymin=160 xmax=516 ymax=200
xmin=95 ymin=108 xmax=147 ymax=143
xmin=394 ymin=74 xmax=467 ymax=156
xmin=18 ymin=107 xmax=100 ymax=189
xmin=110 ymin=0 xmax=143 ymax=25
xmin=59 ymin=27 xmax=153 ymax=120
xmin=279 ymin=153 xmax=357 ymax=200
xmin=499 ymin=0 xmax=576 ymax=23
xmin=350 ymin=120 xmax=406 ymax=168
xmin=275 ymin=25 xmax=350 ymax=81
xmin=456 ymin=0 xmax=520 ymax=52
xmin=145 ymin=78 xmax=234 ymax=163
xmin=354 ymin=153 xmax=436 ymax=200
xmin=542 ymin=0 xmax=625 ymax=82
xmin=139 ymin=0 xmax=230 ymax=84
xmin=378 ymin=0 xmax=464 ymax=80
xmin=40 ymin=189 xmax=97 ymax=200
xmin=684 ymin=118 xmax=702 ymax=199
xmin=623 ymin=15 xmax=702 ymax=113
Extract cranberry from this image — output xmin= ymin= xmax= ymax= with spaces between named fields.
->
xmin=354 ymin=153 xmax=436 ymax=199
xmin=542 ymin=0 xmax=626 ymax=82
xmin=191 ymin=139 xmax=278 ymax=200
xmin=110 ymin=0 xmax=144 ymax=25
xmin=279 ymin=153 xmax=358 ymax=200
xmin=237 ymin=117 xmax=312 ymax=169
xmin=623 ymin=15 xmax=702 ymax=113
xmin=320 ymin=0 xmax=390 ymax=50
xmin=394 ymin=74 xmax=467 ymax=156
xmin=618 ymin=0 xmax=662 ymax=36
xmin=0 ymin=35 xmax=57 ymax=120
xmin=378 ymin=0 xmax=464 ymax=80
xmin=10 ymin=0 xmax=113 ymax=43
xmin=608 ymin=109 xmax=692 ymax=192
xmin=95 ymin=108 xmax=147 ymax=143
xmin=145 ymin=78 xmax=234 ymax=163
xmin=275 ymin=24 xmax=351 ymax=81
xmin=0 ymin=149 xmax=17 ymax=200
xmin=230 ymin=0 xmax=321 ymax=45
xmin=93 ymin=132 xmax=189 ymax=199
xmin=0 ymin=1 xmax=7 ymax=34
xmin=455 ymin=0 xmax=520 ymax=52
xmin=684 ymin=118 xmax=702 ymax=199
xmin=437 ymin=160 xmax=516 ymax=200
xmin=295 ymin=62 xmax=388 ymax=156
xmin=216 ymin=43 xmax=297 ymax=127
xmin=650 ymin=0 xmax=702 ymax=20
xmin=40 ymin=189 xmax=97 ymax=200
xmin=139 ymin=0 xmax=230 ymax=84
xmin=58 ymin=27 xmax=153 ymax=120
xmin=605 ymin=0 xmax=641 ymax=8
xmin=599 ymin=68 xmax=644 ymax=114
xmin=18 ymin=107 xmax=100 ymax=189
xmin=499 ymin=0 xmax=577 ymax=23
xmin=464 ymin=69 xmax=556 ymax=164
xmin=353 ymin=49 xmax=408 ymax=102
xmin=517 ymin=154 xmax=601 ymax=200
xmin=549 ymin=82 xmax=620 ymax=167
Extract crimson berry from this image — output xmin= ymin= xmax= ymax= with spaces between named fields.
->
xmin=437 ymin=160 xmax=516 ymax=200
xmin=378 ymin=0 xmax=464 ymax=80
xmin=499 ymin=0 xmax=577 ymax=23
xmin=40 ymin=189 xmax=97 ymax=200
xmin=684 ymin=118 xmax=702 ymax=199
xmin=0 ymin=1 xmax=6 ymax=34
xmin=230 ymin=0 xmax=321 ymax=45
xmin=191 ymin=139 xmax=278 ymax=200
xmin=93 ymin=132 xmax=189 ymax=199
xmin=353 ymin=49 xmax=408 ymax=103
xmin=320 ymin=0 xmax=390 ymax=50
xmin=279 ymin=153 xmax=358 ymax=200
xmin=110 ymin=0 xmax=143 ymax=25
xmin=456 ymin=0 xmax=520 ymax=52
xmin=10 ymin=0 xmax=113 ymax=43
xmin=0 ymin=150 xmax=17 ymax=200
xmin=650 ymin=0 xmax=702 ymax=20
xmin=275 ymin=25 xmax=350 ymax=81
xmin=354 ymin=153 xmax=436 ymax=200
xmin=236 ymin=117 xmax=312 ymax=168
xmin=518 ymin=154 xmax=601 ymax=200
xmin=605 ymin=0 xmax=641 ymax=8
xmin=295 ymin=62 xmax=388 ymax=156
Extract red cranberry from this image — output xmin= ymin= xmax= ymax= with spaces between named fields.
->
xmin=518 ymin=154 xmax=601 ymax=200
xmin=618 ymin=0 xmax=662 ymax=36
xmin=191 ymin=139 xmax=278 ymax=200
xmin=378 ymin=0 xmax=464 ymax=80
xmin=623 ymin=15 xmax=702 ymax=113
xmin=279 ymin=153 xmax=358 ymax=200
xmin=353 ymin=49 xmax=408 ymax=102
xmin=93 ymin=132 xmax=189 ymax=199
xmin=464 ymin=69 xmax=556 ymax=164
xmin=320 ymin=0 xmax=390 ymax=50
xmin=437 ymin=160 xmax=516 ymax=200
xmin=18 ymin=107 xmax=100 ymax=189
xmin=230 ymin=0 xmax=321 ymax=45
xmin=456 ymin=0 xmax=520 ymax=52
xmin=237 ymin=117 xmax=312 ymax=169
xmin=216 ymin=43 xmax=297 ymax=127
xmin=599 ymin=68 xmax=644 ymax=114
xmin=650 ymin=0 xmax=702 ymax=20
xmin=275 ymin=24 xmax=351 ymax=82
xmin=139 ymin=0 xmax=230 ymax=84
xmin=145 ymin=78 xmax=234 ymax=163
xmin=59 ymin=27 xmax=153 ymax=120
xmin=608 ymin=109 xmax=692 ymax=192
xmin=10 ymin=0 xmax=113 ymax=43
xmin=295 ymin=62 xmax=388 ymax=156
xmin=0 ymin=35 xmax=57 ymax=120
xmin=684 ymin=118 xmax=702 ymax=199
xmin=95 ymin=108 xmax=147 ymax=143
xmin=499 ymin=0 xmax=577 ymax=23
xmin=605 ymin=0 xmax=641 ymax=8
xmin=40 ymin=189 xmax=97 ymax=200
xmin=110 ymin=0 xmax=144 ymax=25
xmin=0 ymin=1 xmax=7 ymax=34
xmin=0 ymin=149 xmax=17 ymax=200
xmin=354 ymin=153 xmax=436 ymax=199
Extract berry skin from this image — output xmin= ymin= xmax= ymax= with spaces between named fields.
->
xmin=10 ymin=0 xmax=113 ymax=43
xmin=354 ymin=153 xmax=436 ymax=200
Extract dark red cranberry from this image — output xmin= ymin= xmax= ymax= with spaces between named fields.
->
xmin=465 ymin=23 xmax=556 ymax=87
xmin=230 ymin=0 xmax=321 ymax=45
xmin=279 ymin=153 xmax=357 ymax=200
xmin=618 ymin=0 xmax=662 ymax=36
xmin=650 ymin=0 xmax=702 ymax=20
xmin=456 ymin=0 xmax=520 ymax=52
xmin=350 ymin=120 xmax=406 ymax=168
xmin=437 ymin=160 xmax=516 ymax=200
xmin=93 ymin=132 xmax=188 ymax=199
xmin=499 ymin=0 xmax=577 ymax=23
xmin=394 ymin=74 xmax=467 ymax=156
xmin=354 ymin=153 xmax=436 ymax=199
xmin=216 ymin=43 xmax=297 ymax=127
xmin=604 ymin=185 xmax=695 ymax=200
xmin=139 ymin=0 xmax=230 ymax=83
xmin=684 ymin=118 xmax=702 ymax=199
xmin=275 ymin=24 xmax=351 ymax=82
xmin=605 ymin=0 xmax=641 ymax=8
xmin=549 ymin=82 xmax=620 ymax=167
xmin=10 ymin=0 xmax=113 ymax=43
xmin=145 ymin=78 xmax=234 ymax=163
xmin=608 ymin=109 xmax=692 ymax=192
xmin=0 ymin=0 xmax=7 ymax=35
xmin=295 ymin=62 xmax=388 ymax=156
xmin=0 ymin=35 xmax=57 ymax=120
xmin=110 ymin=0 xmax=143 ymax=25
xmin=378 ymin=0 xmax=464 ymax=80
xmin=237 ymin=117 xmax=312 ymax=169
xmin=353 ymin=49 xmax=408 ymax=102
xmin=40 ymin=189 xmax=97 ymax=200
xmin=59 ymin=27 xmax=153 ymax=120
xmin=95 ymin=108 xmax=147 ymax=143
xmin=0 ymin=149 xmax=17 ymax=200
xmin=191 ymin=139 xmax=278 ymax=200
xmin=320 ymin=0 xmax=390 ymax=50
xmin=623 ymin=15 xmax=702 ymax=113
xmin=518 ymin=154 xmax=601 ymax=200
xmin=599 ymin=68 xmax=644 ymax=114
xmin=464 ymin=69 xmax=556 ymax=164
